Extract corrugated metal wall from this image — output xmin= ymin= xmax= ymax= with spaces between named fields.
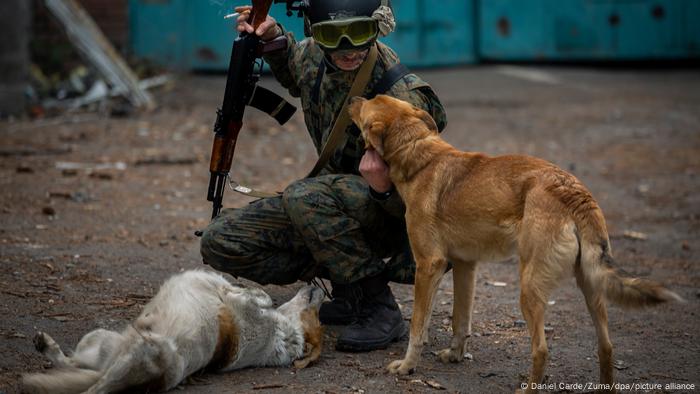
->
xmin=479 ymin=0 xmax=699 ymax=61
xmin=128 ymin=0 xmax=476 ymax=69
xmin=383 ymin=0 xmax=477 ymax=66
xmin=129 ymin=0 xmax=700 ymax=69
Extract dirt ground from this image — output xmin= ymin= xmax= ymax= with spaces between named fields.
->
xmin=1 ymin=65 xmax=699 ymax=393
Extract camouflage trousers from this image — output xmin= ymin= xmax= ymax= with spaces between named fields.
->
xmin=200 ymin=174 xmax=416 ymax=285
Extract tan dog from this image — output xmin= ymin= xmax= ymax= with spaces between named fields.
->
xmin=23 ymin=270 xmax=324 ymax=394
xmin=349 ymin=95 xmax=682 ymax=392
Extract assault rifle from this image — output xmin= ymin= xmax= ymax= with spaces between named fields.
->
xmin=206 ymin=0 xmax=297 ymax=219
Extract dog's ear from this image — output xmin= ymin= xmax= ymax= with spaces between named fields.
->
xmin=413 ymin=107 xmax=438 ymax=134
xmin=363 ymin=121 xmax=386 ymax=156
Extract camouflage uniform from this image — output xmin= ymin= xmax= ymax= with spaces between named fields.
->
xmin=200 ymin=28 xmax=446 ymax=286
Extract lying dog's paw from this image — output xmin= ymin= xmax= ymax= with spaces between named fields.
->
xmin=33 ymin=332 xmax=49 ymax=353
xmin=293 ymin=357 xmax=312 ymax=369
xmin=436 ymin=348 xmax=463 ymax=364
xmin=33 ymin=331 xmax=59 ymax=355
xmin=387 ymin=359 xmax=415 ymax=375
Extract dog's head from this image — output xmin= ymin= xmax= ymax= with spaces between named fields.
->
xmin=348 ymin=94 xmax=439 ymax=157
xmin=276 ymin=286 xmax=325 ymax=369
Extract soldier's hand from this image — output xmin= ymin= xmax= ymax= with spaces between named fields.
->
xmin=360 ymin=148 xmax=393 ymax=193
xmin=235 ymin=5 xmax=280 ymax=41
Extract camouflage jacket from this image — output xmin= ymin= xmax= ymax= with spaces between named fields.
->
xmin=263 ymin=27 xmax=447 ymax=216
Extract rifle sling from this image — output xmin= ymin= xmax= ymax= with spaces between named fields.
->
xmin=229 ymin=179 xmax=279 ymax=199
xmin=306 ymin=43 xmax=378 ymax=178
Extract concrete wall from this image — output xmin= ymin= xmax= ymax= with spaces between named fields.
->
xmin=0 ymin=0 xmax=31 ymax=116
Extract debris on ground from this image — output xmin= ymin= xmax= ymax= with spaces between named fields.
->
xmin=44 ymin=0 xmax=154 ymax=109
xmin=135 ymin=155 xmax=199 ymax=166
xmin=613 ymin=360 xmax=629 ymax=370
xmin=55 ymin=161 xmax=127 ymax=172
xmin=622 ymin=230 xmax=649 ymax=241
xmin=410 ymin=379 xmax=446 ymax=390
xmin=24 ymin=0 xmax=171 ymax=119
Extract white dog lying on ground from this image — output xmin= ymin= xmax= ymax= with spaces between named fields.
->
xmin=23 ymin=270 xmax=325 ymax=394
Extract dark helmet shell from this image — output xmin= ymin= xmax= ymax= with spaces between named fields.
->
xmin=306 ymin=0 xmax=388 ymax=25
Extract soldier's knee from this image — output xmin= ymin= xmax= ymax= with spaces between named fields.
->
xmin=199 ymin=225 xmax=226 ymax=269
xmin=200 ymin=223 xmax=253 ymax=274
xmin=282 ymin=178 xmax=326 ymax=216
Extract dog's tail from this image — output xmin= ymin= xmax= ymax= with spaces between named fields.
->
xmin=22 ymin=368 xmax=102 ymax=394
xmin=597 ymin=247 xmax=683 ymax=308
xmin=547 ymin=169 xmax=682 ymax=307
xmin=574 ymin=210 xmax=683 ymax=308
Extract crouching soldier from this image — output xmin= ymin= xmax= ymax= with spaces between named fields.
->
xmin=200 ymin=0 xmax=447 ymax=351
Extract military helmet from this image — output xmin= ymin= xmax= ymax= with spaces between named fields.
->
xmin=307 ymin=0 xmax=386 ymax=25
xmin=305 ymin=0 xmax=392 ymax=51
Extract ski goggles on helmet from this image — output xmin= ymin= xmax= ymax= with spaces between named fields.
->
xmin=311 ymin=17 xmax=379 ymax=49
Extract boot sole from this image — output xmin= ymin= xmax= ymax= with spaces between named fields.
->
xmin=335 ymin=321 xmax=408 ymax=352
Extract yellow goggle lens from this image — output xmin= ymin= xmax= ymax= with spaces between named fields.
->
xmin=311 ymin=18 xmax=378 ymax=48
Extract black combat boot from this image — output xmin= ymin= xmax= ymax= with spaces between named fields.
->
xmin=319 ymin=282 xmax=361 ymax=325
xmin=335 ymin=274 xmax=407 ymax=351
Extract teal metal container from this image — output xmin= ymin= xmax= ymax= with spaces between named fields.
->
xmin=129 ymin=0 xmax=700 ymax=68
xmin=129 ymin=0 xmax=188 ymax=68
xmin=128 ymin=0 xmax=477 ymax=70
xmin=479 ymin=0 xmax=700 ymax=61
xmin=381 ymin=0 xmax=477 ymax=66
xmin=129 ymin=0 xmax=306 ymax=70
xmin=686 ymin=0 xmax=700 ymax=54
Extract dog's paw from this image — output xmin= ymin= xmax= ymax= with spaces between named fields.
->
xmin=436 ymin=348 xmax=462 ymax=364
xmin=293 ymin=357 xmax=312 ymax=369
xmin=387 ymin=359 xmax=415 ymax=375
xmin=33 ymin=332 xmax=53 ymax=353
